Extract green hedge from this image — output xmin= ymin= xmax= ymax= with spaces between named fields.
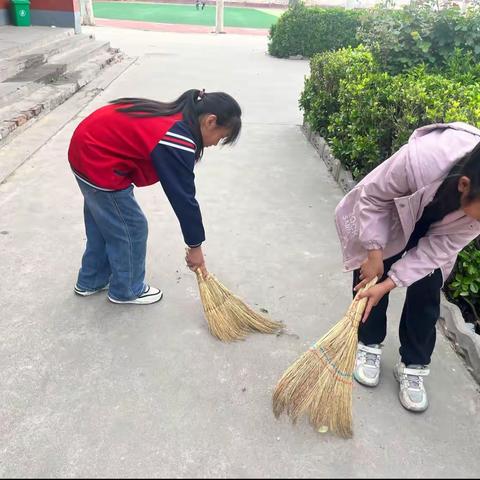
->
xmin=330 ymin=66 xmax=480 ymax=178
xmin=268 ymin=4 xmax=361 ymax=58
xmin=299 ymin=46 xmax=375 ymax=136
xmin=301 ymin=47 xmax=480 ymax=179
xmin=269 ymin=2 xmax=480 ymax=66
xmin=447 ymin=242 xmax=480 ymax=331
xmin=357 ymin=3 xmax=480 ymax=75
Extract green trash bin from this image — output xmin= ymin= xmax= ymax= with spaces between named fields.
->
xmin=10 ymin=0 xmax=31 ymax=27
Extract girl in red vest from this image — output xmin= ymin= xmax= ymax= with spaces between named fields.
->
xmin=68 ymin=89 xmax=242 ymax=304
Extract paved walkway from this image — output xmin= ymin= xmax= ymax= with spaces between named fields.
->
xmin=0 ymin=27 xmax=479 ymax=478
xmin=95 ymin=18 xmax=269 ymax=35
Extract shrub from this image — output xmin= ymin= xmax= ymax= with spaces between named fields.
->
xmin=392 ymin=66 xmax=480 ymax=151
xmin=300 ymin=48 xmax=480 ymax=179
xmin=357 ymin=2 xmax=480 ymax=74
xmin=299 ymin=46 xmax=375 ymax=136
xmin=327 ymin=71 xmax=400 ymax=178
xmin=328 ymin=68 xmax=480 ymax=179
xmin=268 ymin=4 xmax=362 ymax=59
xmin=447 ymin=242 xmax=480 ymax=330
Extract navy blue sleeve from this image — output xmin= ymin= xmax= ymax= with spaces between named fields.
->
xmin=151 ymin=121 xmax=205 ymax=247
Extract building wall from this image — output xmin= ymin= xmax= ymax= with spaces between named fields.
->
xmin=0 ymin=0 xmax=80 ymax=29
xmin=0 ymin=0 xmax=10 ymax=25
xmin=30 ymin=0 xmax=80 ymax=30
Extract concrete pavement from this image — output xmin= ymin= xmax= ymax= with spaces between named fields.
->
xmin=94 ymin=18 xmax=270 ymax=35
xmin=0 ymin=27 xmax=479 ymax=478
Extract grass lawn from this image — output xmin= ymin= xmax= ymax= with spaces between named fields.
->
xmin=93 ymin=2 xmax=279 ymax=29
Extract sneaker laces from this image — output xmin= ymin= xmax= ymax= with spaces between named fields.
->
xmin=399 ymin=366 xmax=429 ymax=391
xmin=358 ymin=345 xmax=381 ymax=368
xmin=405 ymin=374 xmax=423 ymax=390
xmin=360 ymin=351 xmax=380 ymax=367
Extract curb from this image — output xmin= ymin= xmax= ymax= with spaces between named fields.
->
xmin=302 ymin=119 xmax=480 ymax=385
xmin=439 ymin=295 xmax=480 ymax=384
xmin=302 ymin=121 xmax=356 ymax=193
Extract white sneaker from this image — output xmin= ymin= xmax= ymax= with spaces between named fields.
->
xmin=108 ymin=285 xmax=163 ymax=305
xmin=354 ymin=342 xmax=382 ymax=387
xmin=74 ymin=284 xmax=109 ymax=297
xmin=394 ymin=362 xmax=429 ymax=412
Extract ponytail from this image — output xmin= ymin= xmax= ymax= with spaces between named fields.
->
xmin=110 ymin=89 xmax=242 ymax=160
xmin=421 ymin=140 xmax=480 ymax=227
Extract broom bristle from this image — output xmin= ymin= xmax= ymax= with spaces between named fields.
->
xmin=272 ymin=278 xmax=376 ymax=438
xmin=272 ymin=348 xmax=323 ymax=422
xmin=215 ymin=281 xmax=284 ymax=334
xmin=196 ymin=270 xmax=284 ymax=342
xmin=196 ymin=273 xmax=250 ymax=342
xmin=307 ymin=335 xmax=357 ymax=437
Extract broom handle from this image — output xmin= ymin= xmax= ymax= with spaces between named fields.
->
xmin=195 ymin=268 xmax=206 ymax=281
xmin=352 ymin=276 xmax=378 ymax=324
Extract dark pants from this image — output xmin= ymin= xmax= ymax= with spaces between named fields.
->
xmin=353 ymin=252 xmax=443 ymax=366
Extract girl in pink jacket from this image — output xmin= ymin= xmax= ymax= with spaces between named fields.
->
xmin=335 ymin=122 xmax=480 ymax=412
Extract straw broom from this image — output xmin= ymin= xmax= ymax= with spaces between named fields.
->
xmin=195 ymin=269 xmax=284 ymax=342
xmin=272 ymin=277 xmax=377 ymax=438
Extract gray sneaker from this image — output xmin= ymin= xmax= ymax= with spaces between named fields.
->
xmin=394 ymin=362 xmax=429 ymax=412
xmin=354 ymin=342 xmax=382 ymax=387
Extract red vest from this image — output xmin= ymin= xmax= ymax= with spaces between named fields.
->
xmin=68 ymin=104 xmax=183 ymax=190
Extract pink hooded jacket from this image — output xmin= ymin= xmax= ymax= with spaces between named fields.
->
xmin=335 ymin=122 xmax=480 ymax=287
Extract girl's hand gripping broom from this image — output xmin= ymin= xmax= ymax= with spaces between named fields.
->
xmin=195 ymin=269 xmax=284 ymax=342
xmin=272 ymin=277 xmax=377 ymax=438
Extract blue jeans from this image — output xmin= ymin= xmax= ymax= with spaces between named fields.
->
xmin=75 ymin=178 xmax=148 ymax=301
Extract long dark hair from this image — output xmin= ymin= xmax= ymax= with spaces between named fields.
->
xmin=420 ymin=140 xmax=480 ymax=230
xmin=110 ymin=89 xmax=242 ymax=160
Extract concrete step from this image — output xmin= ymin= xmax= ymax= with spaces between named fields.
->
xmin=0 ymin=48 xmax=124 ymax=148
xmin=0 ymin=27 xmax=74 ymax=60
xmin=0 ymin=37 xmax=112 ymax=108
xmin=0 ymin=64 xmax=67 ymax=108
xmin=0 ymin=34 xmax=93 ymax=83
xmin=0 ymin=53 xmax=46 ymax=84
xmin=43 ymin=34 xmax=95 ymax=62
xmin=48 ymin=39 xmax=112 ymax=71
xmin=0 ymin=54 xmax=137 ymax=184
